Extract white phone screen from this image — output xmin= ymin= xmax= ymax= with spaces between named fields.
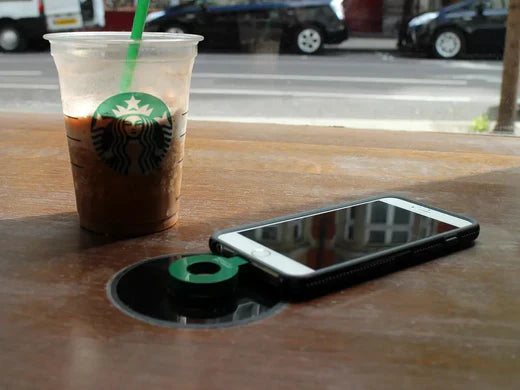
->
xmin=237 ymin=201 xmax=460 ymax=270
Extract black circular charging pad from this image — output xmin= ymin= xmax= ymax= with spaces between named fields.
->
xmin=107 ymin=253 xmax=286 ymax=329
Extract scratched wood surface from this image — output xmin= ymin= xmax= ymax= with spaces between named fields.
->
xmin=1 ymin=112 xmax=520 ymax=389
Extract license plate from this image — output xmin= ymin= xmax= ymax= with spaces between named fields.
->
xmin=54 ymin=18 xmax=78 ymax=26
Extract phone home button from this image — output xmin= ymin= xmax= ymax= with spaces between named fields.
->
xmin=251 ymin=248 xmax=271 ymax=258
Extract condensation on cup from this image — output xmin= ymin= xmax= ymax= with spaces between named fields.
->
xmin=45 ymin=32 xmax=203 ymax=236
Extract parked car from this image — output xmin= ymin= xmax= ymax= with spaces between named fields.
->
xmin=0 ymin=0 xmax=105 ymax=52
xmin=145 ymin=0 xmax=348 ymax=54
xmin=403 ymin=0 xmax=509 ymax=59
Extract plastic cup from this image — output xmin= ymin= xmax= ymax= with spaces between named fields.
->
xmin=45 ymin=32 xmax=203 ymax=236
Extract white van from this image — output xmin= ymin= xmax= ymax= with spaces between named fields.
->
xmin=0 ymin=0 xmax=105 ymax=52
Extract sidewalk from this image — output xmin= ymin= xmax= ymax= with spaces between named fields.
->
xmin=327 ymin=37 xmax=398 ymax=51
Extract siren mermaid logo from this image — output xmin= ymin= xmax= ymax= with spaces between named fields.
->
xmin=91 ymin=92 xmax=173 ymax=175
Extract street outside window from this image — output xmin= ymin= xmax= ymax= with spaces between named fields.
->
xmin=0 ymin=0 xmax=518 ymax=135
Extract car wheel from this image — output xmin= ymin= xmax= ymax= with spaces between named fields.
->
xmin=433 ymin=29 xmax=465 ymax=59
xmin=294 ymin=26 xmax=323 ymax=55
xmin=0 ymin=24 xmax=26 ymax=52
xmin=164 ymin=25 xmax=186 ymax=34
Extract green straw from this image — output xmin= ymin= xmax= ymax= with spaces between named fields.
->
xmin=120 ymin=0 xmax=150 ymax=92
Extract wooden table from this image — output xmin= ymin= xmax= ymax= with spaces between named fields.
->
xmin=1 ymin=112 xmax=520 ymax=389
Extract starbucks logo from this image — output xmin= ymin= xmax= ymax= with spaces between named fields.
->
xmin=91 ymin=92 xmax=173 ymax=175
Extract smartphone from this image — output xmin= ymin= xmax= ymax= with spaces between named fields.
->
xmin=210 ymin=195 xmax=479 ymax=297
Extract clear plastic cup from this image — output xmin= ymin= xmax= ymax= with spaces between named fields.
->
xmin=45 ymin=32 xmax=203 ymax=236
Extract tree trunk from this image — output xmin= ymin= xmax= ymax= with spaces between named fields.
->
xmin=494 ymin=0 xmax=520 ymax=134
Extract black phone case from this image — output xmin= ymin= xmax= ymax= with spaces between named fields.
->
xmin=209 ymin=195 xmax=480 ymax=299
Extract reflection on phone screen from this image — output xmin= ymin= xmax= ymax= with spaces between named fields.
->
xmin=239 ymin=201 xmax=456 ymax=270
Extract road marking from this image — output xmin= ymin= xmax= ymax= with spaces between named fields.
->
xmin=195 ymin=55 xmax=412 ymax=68
xmin=195 ymin=58 xmax=432 ymax=70
xmin=440 ymin=61 xmax=503 ymax=71
xmin=194 ymin=72 xmax=467 ymax=86
xmin=0 ymin=83 xmax=496 ymax=103
xmin=191 ymin=88 xmax=481 ymax=102
xmin=0 ymin=56 xmax=53 ymax=64
xmin=195 ymin=54 xmax=502 ymax=71
xmin=450 ymin=75 xmax=501 ymax=84
xmin=0 ymin=83 xmax=59 ymax=90
xmin=0 ymin=70 xmax=43 ymax=76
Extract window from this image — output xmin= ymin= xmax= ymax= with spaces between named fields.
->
xmin=466 ymin=0 xmax=507 ymax=10
xmin=394 ymin=208 xmax=411 ymax=225
xmin=363 ymin=205 xmax=413 ymax=246
xmin=205 ymin=0 xmax=251 ymax=6
xmin=261 ymin=226 xmax=280 ymax=241
xmin=5 ymin=0 xmax=518 ymax=163
xmin=391 ymin=231 xmax=409 ymax=244
xmin=370 ymin=202 xmax=388 ymax=224
xmin=292 ymin=220 xmax=303 ymax=240
xmin=484 ymin=0 xmax=508 ymax=9
xmin=369 ymin=231 xmax=386 ymax=244
xmin=343 ymin=208 xmax=355 ymax=240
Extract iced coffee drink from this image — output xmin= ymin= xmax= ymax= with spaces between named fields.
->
xmin=45 ymin=32 xmax=203 ymax=236
xmin=64 ymin=93 xmax=185 ymax=235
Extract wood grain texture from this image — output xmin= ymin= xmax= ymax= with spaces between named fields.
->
xmin=1 ymin=112 xmax=520 ymax=390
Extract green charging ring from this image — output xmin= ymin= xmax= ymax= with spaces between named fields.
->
xmin=168 ymin=255 xmax=248 ymax=301
xmin=169 ymin=255 xmax=247 ymax=284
